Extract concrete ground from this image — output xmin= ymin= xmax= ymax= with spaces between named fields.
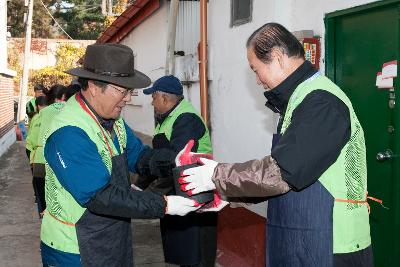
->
xmin=0 ymin=140 xmax=170 ymax=267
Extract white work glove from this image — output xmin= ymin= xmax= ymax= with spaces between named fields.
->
xmin=179 ymin=158 xmax=218 ymax=195
xmin=165 ymin=195 xmax=200 ymax=216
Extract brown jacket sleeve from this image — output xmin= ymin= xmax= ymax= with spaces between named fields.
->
xmin=212 ymin=155 xmax=290 ymax=197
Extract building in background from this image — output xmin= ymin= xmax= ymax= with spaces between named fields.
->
xmin=0 ymin=0 xmax=17 ymax=157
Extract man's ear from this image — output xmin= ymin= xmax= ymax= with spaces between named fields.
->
xmin=161 ymin=93 xmax=169 ymax=104
xmin=271 ymin=48 xmax=285 ymax=69
xmin=87 ymin=80 xmax=98 ymax=97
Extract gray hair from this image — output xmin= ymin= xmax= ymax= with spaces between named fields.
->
xmin=156 ymin=91 xmax=184 ymax=103
xmin=78 ymin=78 xmax=108 ymax=92
xmin=246 ymin=22 xmax=305 ymax=64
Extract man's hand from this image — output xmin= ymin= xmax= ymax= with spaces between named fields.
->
xmin=179 ymin=158 xmax=218 ymax=195
xmin=165 ymin=195 xmax=200 ymax=216
xmin=197 ymin=191 xmax=229 ymax=212
xmin=175 ymin=140 xmax=212 ymax=166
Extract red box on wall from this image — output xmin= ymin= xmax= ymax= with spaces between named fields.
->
xmin=302 ymin=37 xmax=321 ymax=70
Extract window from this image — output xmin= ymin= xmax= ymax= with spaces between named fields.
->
xmin=231 ymin=0 xmax=253 ymax=27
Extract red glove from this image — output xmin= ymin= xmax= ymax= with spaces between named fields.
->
xmin=175 ymin=140 xmax=213 ymax=166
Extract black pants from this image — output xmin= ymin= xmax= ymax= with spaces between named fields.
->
xmin=334 ymin=246 xmax=374 ymax=267
xmin=32 ymin=176 xmax=46 ymax=216
xmin=26 ymin=149 xmax=33 ymax=174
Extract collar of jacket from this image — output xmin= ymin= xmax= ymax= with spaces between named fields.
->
xmin=263 ymin=60 xmax=317 ymax=114
xmin=79 ymin=92 xmax=116 ymax=132
xmin=155 ymin=98 xmax=183 ymax=125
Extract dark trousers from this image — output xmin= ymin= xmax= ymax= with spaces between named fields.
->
xmin=32 ymin=176 xmax=46 ymax=216
xmin=26 ymin=149 xmax=33 ymax=174
xmin=334 ymin=246 xmax=374 ymax=267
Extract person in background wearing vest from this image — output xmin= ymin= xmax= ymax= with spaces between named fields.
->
xmin=26 ymin=84 xmax=46 ymax=160
xmin=25 ymin=95 xmax=47 ymax=210
xmin=40 ymin=43 xmax=199 ymax=267
xmin=26 ymin=84 xmax=46 ymax=120
xmin=135 ymin=75 xmax=217 ymax=267
xmin=33 ymin=84 xmax=79 ymax=218
xmin=32 ymin=85 xmax=67 ymax=217
xmin=178 ymin=23 xmax=373 ymax=266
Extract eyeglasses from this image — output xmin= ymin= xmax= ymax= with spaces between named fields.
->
xmin=108 ymin=84 xmax=134 ymax=97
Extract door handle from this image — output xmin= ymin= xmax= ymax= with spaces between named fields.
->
xmin=376 ymin=149 xmax=397 ymax=162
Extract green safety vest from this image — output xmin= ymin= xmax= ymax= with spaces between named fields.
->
xmin=40 ymin=95 xmax=127 ymax=254
xmin=280 ymin=74 xmax=371 ymax=254
xmin=26 ymin=113 xmax=42 ymax=163
xmin=27 ymin=97 xmax=37 ymax=114
xmin=154 ymin=99 xmax=212 ymax=154
xmin=34 ymin=102 xmax=66 ymax=164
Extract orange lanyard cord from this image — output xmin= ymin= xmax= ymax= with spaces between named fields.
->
xmin=336 ymin=191 xmax=389 ymax=214
xmin=46 ymin=210 xmax=75 ymax=227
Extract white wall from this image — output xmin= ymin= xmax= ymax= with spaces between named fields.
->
xmin=120 ymin=0 xmax=206 ymax=135
xmin=207 ymin=0 xmax=379 ymax=217
xmin=207 ymin=0 xmax=379 ymax=163
xmin=120 ymin=1 xmax=169 ymax=135
xmin=0 ymin=0 xmax=7 ymax=72
xmin=1 ymin=0 xmax=16 ymax=76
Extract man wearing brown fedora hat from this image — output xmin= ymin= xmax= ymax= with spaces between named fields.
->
xmin=39 ymin=43 xmax=200 ymax=267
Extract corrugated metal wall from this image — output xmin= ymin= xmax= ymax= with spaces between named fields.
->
xmin=175 ymin=1 xmax=200 ymax=55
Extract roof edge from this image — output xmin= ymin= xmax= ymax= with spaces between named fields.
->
xmin=97 ymin=0 xmax=160 ymax=44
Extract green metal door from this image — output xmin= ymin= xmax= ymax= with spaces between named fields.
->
xmin=325 ymin=1 xmax=400 ymax=266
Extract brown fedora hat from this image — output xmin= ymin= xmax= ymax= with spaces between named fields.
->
xmin=65 ymin=43 xmax=151 ymax=89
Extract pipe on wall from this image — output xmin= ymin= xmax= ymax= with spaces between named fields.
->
xmin=199 ymin=0 xmax=209 ymax=126
xmin=165 ymin=0 xmax=180 ymax=75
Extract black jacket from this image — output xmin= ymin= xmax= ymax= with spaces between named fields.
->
xmin=267 ymin=61 xmax=351 ymax=191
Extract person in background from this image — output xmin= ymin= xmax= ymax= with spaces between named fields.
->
xmin=64 ymin=82 xmax=81 ymax=100
xmin=180 ymin=23 xmax=373 ymax=267
xmin=25 ymin=84 xmax=46 ymax=160
xmin=25 ymin=95 xmax=47 ymax=213
xmin=32 ymin=84 xmax=72 ymax=217
xmin=136 ymin=75 xmax=217 ymax=267
xmin=40 ymin=43 xmax=198 ymax=267
xmin=26 ymin=84 xmax=45 ymax=120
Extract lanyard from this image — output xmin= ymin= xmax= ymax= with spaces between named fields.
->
xmin=76 ymin=93 xmax=115 ymax=158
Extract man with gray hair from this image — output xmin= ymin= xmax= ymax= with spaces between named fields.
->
xmin=179 ymin=23 xmax=374 ymax=266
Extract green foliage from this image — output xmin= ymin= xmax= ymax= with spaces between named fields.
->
xmin=30 ymin=44 xmax=85 ymax=88
xmin=7 ymin=0 xmax=60 ymax=38
xmin=7 ymin=42 xmax=23 ymax=93
xmin=8 ymin=0 xmax=130 ymax=40
xmin=54 ymin=0 xmax=106 ymax=40
xmin=30 ymin=67 xmax=71 ymax=89
xmin=8 ymin=41 xmax=86 ymax=95
xmin=55 ymin=44 xmax=86 ymax=71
